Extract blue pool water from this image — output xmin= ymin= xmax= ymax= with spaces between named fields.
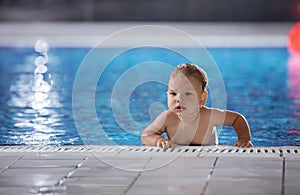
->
xmin=0 ymin=47 xmax=299 ymax=146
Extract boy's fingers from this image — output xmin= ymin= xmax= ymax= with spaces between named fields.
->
xmin=234 ymin=141 xmax=253 ymax=148
xmin=157 ymin=140 xmax=177 ymax=151
xmin=162 ymin=141 xmax=169 ymax=151
xmin=164 ymin=145 xmax=169 ymax=152
xmin=245 ymin=142 xmax=253 ymax=148
xmin=171 ymin=143 xmax=176 ymax=149
xmin=170 ymin=143 xmax=176 ymax=151
xmin=162 ymin=141 xmax=175 ymax=151
xmin=170 ymin=143 xmax=178 ymax=151
xmin=156 ymin=141 xmax=162 ymax=147
xmin=156 ymin=138 xmax=166 ymax=148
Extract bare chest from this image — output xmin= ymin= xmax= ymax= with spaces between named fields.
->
xmin=166 ymin=120 xmax=214 ymax=145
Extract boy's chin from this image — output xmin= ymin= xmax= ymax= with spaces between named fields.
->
xmin=174 ymin=109 xmax=200 ymax=117
xmin=174 ymin=109 xmax=190 ymax=116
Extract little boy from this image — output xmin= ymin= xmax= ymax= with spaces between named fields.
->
xmin=141 ymin=63 xmax=253 ymax=150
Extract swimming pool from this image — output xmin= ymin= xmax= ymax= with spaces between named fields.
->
xmin=0 ymin=46 xmax=299 ymax=146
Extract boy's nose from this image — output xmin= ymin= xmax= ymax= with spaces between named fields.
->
xmin=175 ymin=95 xmax=182 ymax=102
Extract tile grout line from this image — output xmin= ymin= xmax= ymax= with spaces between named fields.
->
xmin=57 ymin=156 xmax=90 ymax=184
xmin=122 ymin=156 xmax=154 ymax=195
xmin=200 ymin=157 xmax=218 ymax=195
xmin=281 ymin=157 xmax=285 ymax=195
xmin=86 ymin=147 xmax=186 ymax=194
xmin=0 ymin=155 xmax=23 ymax=174
xmin=34 ymin=156 xmax=89 ymax=194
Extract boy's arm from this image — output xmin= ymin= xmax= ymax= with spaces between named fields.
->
xmin=141 ymin=111 xmax=168 ymax=146
xmin=212 ymin=109 xmax=253 ymax=147
xmin=141 ymin=111 xmax=176 ymax=150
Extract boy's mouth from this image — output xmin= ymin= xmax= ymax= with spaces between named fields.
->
xmin=175 ymin=105 xmax=186 ymax=112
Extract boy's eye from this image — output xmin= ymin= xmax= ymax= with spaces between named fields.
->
xmin=169 ymin=91 xmax=177 ymax=96
xmin=185 ymin=92 xmax=194 ymax=96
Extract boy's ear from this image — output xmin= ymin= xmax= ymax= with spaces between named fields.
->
xmin=201 ymin=91 xmax=208 ymax=106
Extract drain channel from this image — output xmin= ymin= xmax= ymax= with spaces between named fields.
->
xmin=0 ymin=146 xmax=299 ymax=156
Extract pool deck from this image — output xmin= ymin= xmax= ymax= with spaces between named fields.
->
xmin=0 ymin=22 xmax=293 ymax=48
xmin=0 ymin=145 xmax=299 ymax=195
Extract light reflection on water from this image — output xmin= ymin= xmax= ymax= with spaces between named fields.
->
xmin=4 ymin=41 xmax=79 ymax=145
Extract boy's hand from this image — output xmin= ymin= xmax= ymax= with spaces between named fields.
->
xmin=156 ymin=138 xmax=177 ymax=151
xmin=234 ymin=139 xmax=253 ymax=148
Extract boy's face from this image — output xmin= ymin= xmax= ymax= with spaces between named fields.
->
xmin=167 ymin=74 xmax=207 ymax=117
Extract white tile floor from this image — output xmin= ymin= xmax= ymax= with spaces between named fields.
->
xmin=0 ymin=145 xmax=299 ymax=195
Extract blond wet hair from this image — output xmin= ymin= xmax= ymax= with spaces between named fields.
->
xmin=170 ymin=63 xmax=208 ymax=91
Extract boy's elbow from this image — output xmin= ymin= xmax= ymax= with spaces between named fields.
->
xmin=141 ymin=133 xmax=153 ymax=146
xmin=232 ymin=113 xmax=248 ymax=127
xmin=141 ymin=132 xmax=160 ymax=146
xmin=141 ymin=134 xmax=148 ymax=145
xmin=232 ymin=115 xmax=251 ymax=139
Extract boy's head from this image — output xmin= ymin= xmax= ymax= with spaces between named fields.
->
xmin=169 ymin=63 xmax=208 ymax=92
xmin=167 ymin=63 xmax=208 ymax=116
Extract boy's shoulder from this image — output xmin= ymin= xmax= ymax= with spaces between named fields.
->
xmin=165 ymin=110 xmax=179 ymax=119
xmin=201 ymin=107 xmax=227 ymax=120
xmin=153 ymin=110 xmax=178 ymax=124
xmin=161 ymin=110 xmax=180 ymax=124
xmin=202 ymin=106 xmax=225 ymax=113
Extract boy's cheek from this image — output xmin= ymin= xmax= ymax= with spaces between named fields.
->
xmin=167 ymin=102 xmax=173 ymax=110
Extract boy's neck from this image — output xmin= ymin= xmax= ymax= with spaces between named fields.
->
xmin=177 ymin=111 xmax=200 ymax=124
